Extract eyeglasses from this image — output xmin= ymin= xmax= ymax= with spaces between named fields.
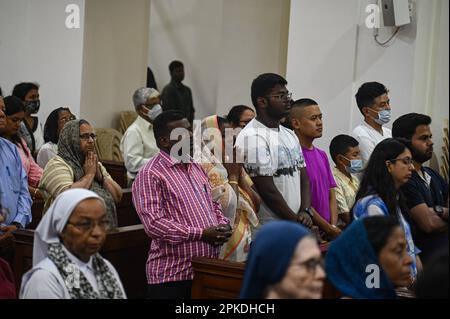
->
xmin=79 ymin=133 xmax=97 ymax=141
xmin=389 ymin=157 xmax=414 ymax=165
xmin=296 ymin=257 xmax=325 ymax=274
xmin=265 ymin=92 xmax=292 ymax=101
xmin=67 ymin=219 xmax=110 ymax=233
xmin=59 ymin=115 xmax=76 ymax=123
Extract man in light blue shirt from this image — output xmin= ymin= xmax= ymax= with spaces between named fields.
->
xmin=0 ymin=94 xmax=32 ymax=239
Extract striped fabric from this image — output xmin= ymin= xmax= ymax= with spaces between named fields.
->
xmin=132 ymin=151 xmax=229 ymax=284
xmin=39 ymin=156 xmax=111 ymax=213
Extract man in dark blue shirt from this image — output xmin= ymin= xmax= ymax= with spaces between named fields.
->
xmin=393 ymin=113 xmax=448 ymax=264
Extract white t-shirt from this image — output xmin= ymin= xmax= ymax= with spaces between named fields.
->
xmin=235 ymin=119 xmax=306 ymax=229
xmin=352 ymin=121 xmax=392 ymax=165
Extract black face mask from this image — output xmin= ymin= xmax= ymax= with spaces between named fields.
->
xmin=25 ymin=100 xmax=40 ymax=114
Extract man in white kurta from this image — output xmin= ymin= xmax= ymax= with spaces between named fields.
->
xmin=120 ymin=88 xmax=161 ymax=183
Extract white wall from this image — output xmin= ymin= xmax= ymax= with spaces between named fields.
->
xmin=148 ymin=0 xmax=289 ymax=119
xmin=287 ymin=0 xmax=360 ymax=155
xmin=287 ymin=0 xmax=449 ymax=167
xmin=0 ymin=0 xmax=85 ymax=123
xmin=80 ymin=0 xmax=150 ymax=129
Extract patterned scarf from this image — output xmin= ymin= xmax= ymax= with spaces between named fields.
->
xmin=47 ymin=243 xmax=124 ymax=299
xmin=57 ymin=120 xmax=118 ymax=227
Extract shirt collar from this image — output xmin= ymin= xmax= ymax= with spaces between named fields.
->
xmin=135 ymin=115 xmax=153 ymax=130
xmin=62 ymin=244 xmax=94 ymax=271
xmin=159 ymin=149 xmax=194 ymax=168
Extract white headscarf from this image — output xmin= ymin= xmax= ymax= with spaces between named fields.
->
xmin=33 ymin=189 xmax=105 ymax=266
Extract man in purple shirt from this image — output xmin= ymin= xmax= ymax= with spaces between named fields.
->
xmin=132 ymin=110 xmax=231 ymax=299
xmin=290 ymin=98 xmax=341 ymax=241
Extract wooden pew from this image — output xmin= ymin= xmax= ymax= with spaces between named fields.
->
xmin=191 ymin=257 xmax=245 ymax=299
xmin=102 ymin=160 xmax=128 ymax=188
xmin=29 ymin=188 xmax=140 ymax=230
xmin=12 ymin=224 xmax=149 ymax=298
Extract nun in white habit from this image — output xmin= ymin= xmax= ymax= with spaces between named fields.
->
xmin=20 ymin=188 xmax=126 ymax=299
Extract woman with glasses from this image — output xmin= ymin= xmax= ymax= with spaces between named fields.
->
xmin=326 ymin=216 xmax=413 ymax=299
xmin=352 ymin=138 xmax=422 ymax=281
xmin=20 ymin=189 xmax=126 ymax=299
xmin=240 ymin=221 xmax=325 ymax=299
xmin=37 ymin=107 xmax=76 ymax=169
xmin=39 ymin=120 xmax=122 ymax=227
xmin=0 ymin=96 xmax=43 ymax=201
xmin=227 ymin=105 xmax=255 ymax=129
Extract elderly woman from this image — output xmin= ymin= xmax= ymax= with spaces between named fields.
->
xmin=0 ymin=96 xmax=43 ymax=201
xmin=326 ymin=216 xmax=414 ymax=299
xmin=240 ymin=221 xmax=325 ymax=299
xmin=20 ymin=189 xmax=126 ymax=299
xmin=39 ymin=119 xmax=122 ymax=227
xmin=37 ymin=107 xmax=75 ymax=168
xmin=198 ymin=115 xmax=260 ymax=262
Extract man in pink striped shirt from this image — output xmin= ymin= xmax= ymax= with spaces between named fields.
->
xmin=132 ymin=110 xmax=231 ymax=299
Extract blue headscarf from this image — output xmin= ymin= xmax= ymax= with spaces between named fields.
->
xmin=240 ymin=221 xmax=311 ymax=299
xmin=325 ymin=218 xmax=396 ymax=299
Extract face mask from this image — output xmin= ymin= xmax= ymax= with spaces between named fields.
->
xmin=344 ymin=157 xmax=363 ymax=174
xmin=25 ymin=100 xmax=40 ymax=114
xmin=372 ymin=109 xmax=391 ymax=125
xmin=144 ymin=104 xmax=162 ymax=120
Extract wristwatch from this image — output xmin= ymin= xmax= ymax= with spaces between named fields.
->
xmin=434 ymin=205 xmax=444 ymax=217
xmin=300 ymin=207 xmax=314 ymax=218
xmin=11 ymin=222 xmax=23 ymax=230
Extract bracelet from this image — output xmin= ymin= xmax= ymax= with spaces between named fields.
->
xmin=228 ymin=180 xmax=238 ymax=185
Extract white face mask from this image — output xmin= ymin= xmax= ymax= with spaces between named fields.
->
xmin=144 ymin=104 xmax=162 ymax=120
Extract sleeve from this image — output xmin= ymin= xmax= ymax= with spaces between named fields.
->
xmin=324 ymin=154 xmax=337 ymax=188
xmin=39 ymin=158 xmax=74 ymax=199
xmin=356 ymin=136 xmax=376 ymax=165
xmin=36 ymin=147 xmax=56 ymax=169
xmin=20 ymin=269 xmax=65 ymax=299
xmin=334 ymin=182 xmax=350 ymax=215
xmin=33 ymin=122 xmax=45 ymax=152
xmin=366 ymin=204 xmax=386 ymax=217
xmin=14 ymin=148 xmax=32 ymax=228
xmin=121 ymin=129 xmax=150 ymax=175
xmin=213 ymin=198 xmax=230 ymax=225
xmin=132 ymin=171 xmax=204 ymax=244
xmin=237 ymin=134 xmax=273 ymax=177
xmin=401 ymin=180 xmax=426 ymax=209
xmin=25 ymin=149 xmax=43 ymax=188
xmin=98 ymin=162 xmax=112 ymax=180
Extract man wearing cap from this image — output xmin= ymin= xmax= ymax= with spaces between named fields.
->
xmin=120 ymin=87 xmax=162 ymax=186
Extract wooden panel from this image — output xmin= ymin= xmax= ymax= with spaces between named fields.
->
xmin=28 ymin=189 xmax=140 ymax=230
xmin=191 ymin=257 xmax=245 ymax=299
xmin=12 ymin=224 xmax=149 ymax=298
xmin=102 ymin=160 xmax=128 ymax=188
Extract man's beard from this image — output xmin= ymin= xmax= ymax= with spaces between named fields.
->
xmin=411 ymin=147 xmax=432 ymax=164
